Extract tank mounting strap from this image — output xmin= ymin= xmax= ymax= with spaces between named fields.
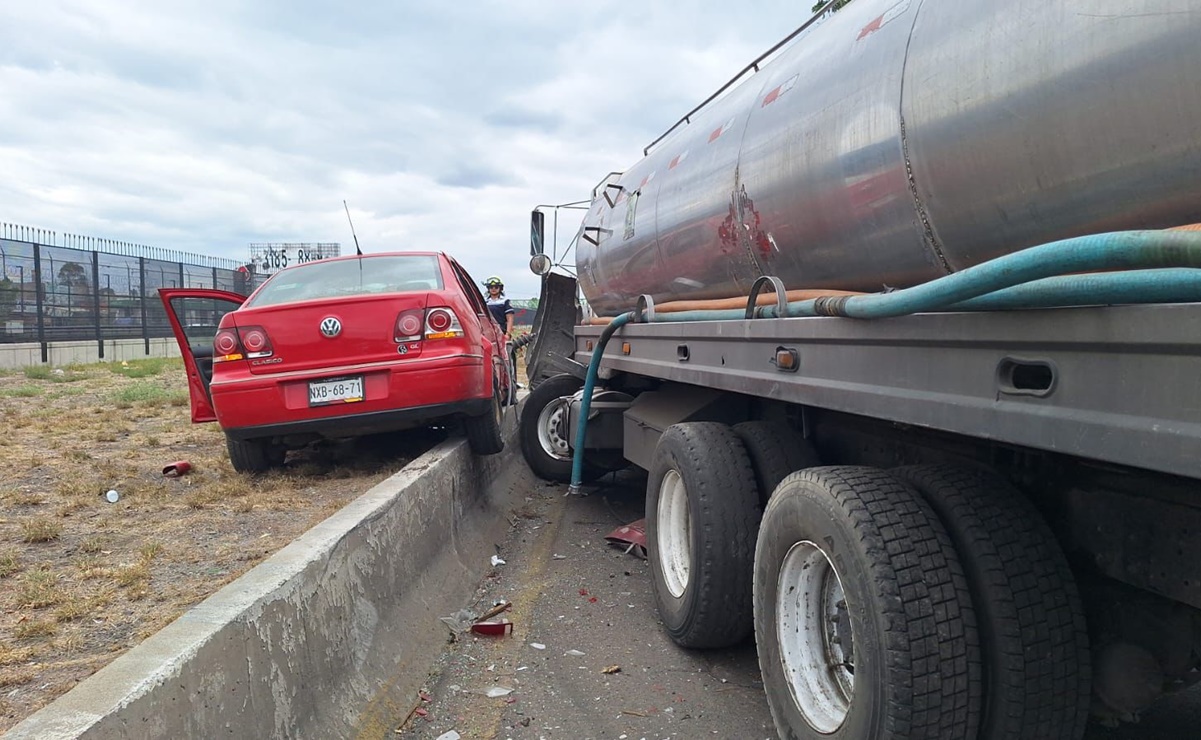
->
xmin=747 ymin=276 xmax=789 ymax=319
xmin=635 ymin=294 xmax=657 ymax=323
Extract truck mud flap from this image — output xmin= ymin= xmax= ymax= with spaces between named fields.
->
xmin=526 ymin=272 xmax=583 ymax=389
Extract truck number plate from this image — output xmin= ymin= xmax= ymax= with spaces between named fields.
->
xmin=308 ymin=376 xmax=364 ymax=406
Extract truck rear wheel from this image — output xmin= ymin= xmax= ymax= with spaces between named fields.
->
xmin=754 ymin=466 xmax=981 ymax=739
xmin=733 ymin=420 xmax=821 ymax=505
xmin=892 ymin=464 xmax=1091 ymax=740
xmin=646 ymin=422 xmax=761 ymax=648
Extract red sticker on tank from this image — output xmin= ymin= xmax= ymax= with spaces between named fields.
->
xmin=762 ymin=74 xmax=798 ymax=108
xmin=858 ymin=0 xmax=910 ymax=41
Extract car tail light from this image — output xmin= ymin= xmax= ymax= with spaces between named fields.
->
xmin=394 ymin=309 xmax=424 ymax=342
xmin=425 ymin=308 xmax=464 ymax=339
xmin=237 ymin=326 xmax=273 ymax=358
xmin=213 ymin=329 xmax=244 ymax=363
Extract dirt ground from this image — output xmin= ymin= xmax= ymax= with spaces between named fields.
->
xmin=0 ymin=357 xmax=444 ymax=732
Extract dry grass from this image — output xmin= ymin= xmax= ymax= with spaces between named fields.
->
xmin=0 ymin=356 xmax=436 ymax=731
xmin=19 ymin=519 xmax=61 ymax=543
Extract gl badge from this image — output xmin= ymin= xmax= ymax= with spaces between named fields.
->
xmin=319 ymin=317 xmax=342 ymax=338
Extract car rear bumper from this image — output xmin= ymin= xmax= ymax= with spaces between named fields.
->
xmin=222 ymin=397 xmax=492 ymax=441
xmin=211 ymin=355 xmax=492 ymax=439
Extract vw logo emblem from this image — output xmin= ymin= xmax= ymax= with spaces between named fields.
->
xmin=319 ymin=317 xmax=342 ymax=338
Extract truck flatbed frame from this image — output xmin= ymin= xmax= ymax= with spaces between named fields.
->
xmin=573 ymin=303 xmax=1201 ymax=481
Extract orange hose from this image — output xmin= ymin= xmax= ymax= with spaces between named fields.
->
xmin=651 ymin=288 xmax=863 ymax=313
xmin=584 ymin=288 xmax=863 ymax=323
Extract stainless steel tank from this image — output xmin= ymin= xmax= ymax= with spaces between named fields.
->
xmin=576 ymin=0 xmax=1201 ymax=316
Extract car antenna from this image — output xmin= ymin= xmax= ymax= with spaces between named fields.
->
xmin=343 ymin=200 xmax=363 ymax=256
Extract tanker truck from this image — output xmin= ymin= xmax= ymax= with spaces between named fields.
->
xmin=519 ymin=1 xmax=1201 ymax=738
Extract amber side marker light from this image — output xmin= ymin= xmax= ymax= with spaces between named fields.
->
xmin=774 ymin=347 xmax=800 ymax=372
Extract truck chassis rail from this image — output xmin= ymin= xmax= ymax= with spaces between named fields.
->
xmin=574 ymin=304 xmax=1201 ymax=480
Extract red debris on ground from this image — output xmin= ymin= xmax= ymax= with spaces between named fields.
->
xmin=604 ymin=518 xmax=647 ymax=558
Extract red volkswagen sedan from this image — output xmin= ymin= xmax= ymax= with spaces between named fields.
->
xmin=159 ymin=252 xmax=511 ymax=473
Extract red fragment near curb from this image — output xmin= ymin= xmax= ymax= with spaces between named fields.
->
xmin=605 ymin=519 xmax=648 ymax=558
xmin=471 ymin=620 xmax=514 ymax=636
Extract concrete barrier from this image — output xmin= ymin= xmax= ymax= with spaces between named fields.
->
xmin=6 ymin=417 xmax=531 ymax=739
xmin=0 ymin=338 xmax=181 ymax=370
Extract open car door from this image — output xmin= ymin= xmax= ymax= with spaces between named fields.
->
xmin=158 ymin=288 xmax=246 ymax=423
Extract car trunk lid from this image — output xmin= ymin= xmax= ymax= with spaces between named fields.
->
xmin=234 ymin=293 xmax=430 ymax=375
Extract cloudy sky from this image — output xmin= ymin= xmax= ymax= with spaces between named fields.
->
xmin=0 ymin=0 xmax=811 ymax=298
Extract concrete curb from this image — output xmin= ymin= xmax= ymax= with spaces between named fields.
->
xmin=6 ymin=415 xmax=532 ymax=739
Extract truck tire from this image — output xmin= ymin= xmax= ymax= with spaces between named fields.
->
xmin=646 ymin=422 xmax=761 ymax=648
xmin=754 ymin=466 xmax=981 ymax=740
xmin=464 ymin=382 xmax=505 ymax=455
xmin=733 ymin=420 xmax=821 ymax=506
xmin=891 ymin=464 xmax=1091 ymax=740
xmin=226 ymin=434 xmax=285 ymax=474
xmin=519 ymin=374 xmax=608 ymax=482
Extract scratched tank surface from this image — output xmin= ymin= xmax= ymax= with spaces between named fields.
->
xmin=578 ymin=0 xmax=1201 ymax=315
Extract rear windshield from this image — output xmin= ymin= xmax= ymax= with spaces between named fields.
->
xmin=244 ymin=255 xmax=445 ymax=307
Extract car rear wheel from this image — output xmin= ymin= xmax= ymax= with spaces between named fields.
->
xmin=465 ymin=382 xmax=505 ymax=455
xmin=226 ymin=434 xmax=285 ymax=474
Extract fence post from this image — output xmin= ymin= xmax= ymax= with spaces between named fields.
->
xmin=33 ymin=244 xmax=47 ymax=363
xmin=139 ymin=257 xmax=149 ymax=356
xmin=92 ymin=251 xmax=103 ymax=359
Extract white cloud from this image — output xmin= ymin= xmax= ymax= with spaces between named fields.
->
xmin=0 ymin=0 xmax=808 ymax=298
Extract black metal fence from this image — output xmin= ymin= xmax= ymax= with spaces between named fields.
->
xmin=0 ymin=223 xmax=266 ymax=362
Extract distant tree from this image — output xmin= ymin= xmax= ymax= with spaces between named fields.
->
xmin=57 ymin=261 xmax=92 ymax=306
xmin=58 ymin=262 xmax=89 ymax=290
xmin=812 ymin=0 xmax=855 ymax=13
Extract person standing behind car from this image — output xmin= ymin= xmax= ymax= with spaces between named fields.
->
xmin=483 ymin=276 xmax=515 ymax=337
xmin=484 ymin=276 xmax=520 ymax=394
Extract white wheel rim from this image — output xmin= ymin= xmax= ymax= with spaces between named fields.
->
xmin=776 ymin=540 xmax=854 ymax=734
xmin=656 ymin=469 xmax=691 ymax=599
xmin=536 ymin=398 xmax=572 ymax=460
